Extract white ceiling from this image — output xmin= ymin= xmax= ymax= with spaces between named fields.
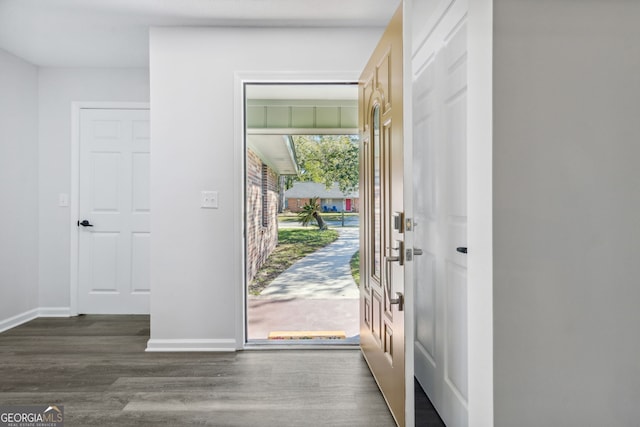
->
xmin=0 ymin=0 xmax=399 ymax=68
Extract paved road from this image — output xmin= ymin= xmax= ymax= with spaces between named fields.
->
xmin=258 ymin=228 xmax=359 ymax=299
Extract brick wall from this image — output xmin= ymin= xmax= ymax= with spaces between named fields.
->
xmin=246 ymin=149 xmax=279 ymax=284
xmin=350 ymin=198 xmax=360 ymax=213
xmin=286 ymin=198 xmax=306 ymax=213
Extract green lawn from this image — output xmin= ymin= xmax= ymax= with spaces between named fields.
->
xmin=278 ymin=212 xmax=359 ymax=223
xmin=350 ymin=250 xmax=360 ymax=286
xmin=249 ymin=228 xmax=339 ymax=295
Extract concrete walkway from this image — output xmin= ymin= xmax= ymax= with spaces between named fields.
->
xmin=247 ymin=298 xmax=360 ymax=339
xmin=247 ymin=227 xmax=360 ymax=340
xmin=258 ymin=228 xmax=359 ymax=299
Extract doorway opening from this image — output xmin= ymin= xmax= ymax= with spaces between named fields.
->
xmin=243 ymin=83 xmax=360 ymax=345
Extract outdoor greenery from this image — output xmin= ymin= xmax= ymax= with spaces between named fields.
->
xmin=350 ymin=250 xmax=360 ymax=286
xmin=249 ymin=228 xmax=339 ymax=295
xmin=287 ymin=135 xmax=359 ymax=194
xmin=278 ymin=212 xmax=359 ymax=223
xmin=296 ymin=197 xmax=327 ymax=230
xmin=281 ymin=135 xmax=359 ymax=229
xmin=248 ymin=134 xmax=360 ymax=294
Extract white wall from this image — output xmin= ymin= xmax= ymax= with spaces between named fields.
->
xmin=38 ymin=68 xmax=149 ymax=310
xmin=493 ymin=1 xmax=640 ymax=425
xmin=0 ymin=48 xmax=39 ymax=328
xmin=148 ymin=26 xmax=382 ymax=350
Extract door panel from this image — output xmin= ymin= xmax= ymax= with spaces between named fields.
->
xmin=132 ymin=153 xmax=151 ymax=211
xmin=91 ymin=152 xmax=120 ymax=210
xmin=359 ymin=5 xmax=405 ymax=426
xmin=78 ymin=108 xmax=150 ymax=314
xmin=413 ymin=12 xmax=469 ymax=427
xmin=415 ymin=252 xmax=436 ymax=362
xmin=131 ymin=232 xmax=151 ymax=293
xmin=90 ymin=233 xmax=119 ymax=292
xmin=446 ymin=261 xmax=468 ymax=400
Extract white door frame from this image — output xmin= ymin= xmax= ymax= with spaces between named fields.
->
xmin=69 ymin=101 xmax=150 ymax=316
xmin=402 ymin=3 xmax=416 ymax=426
xmin=233 ymin=71 xmax=361 ymax=347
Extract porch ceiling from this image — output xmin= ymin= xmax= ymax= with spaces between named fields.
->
xmin=246 ymin=134 xmax=297 ymax=176
xmin=246 ymin=84 xmax=359 ymax=135
xmin=246 ymin=84 xmax=359 ymax=175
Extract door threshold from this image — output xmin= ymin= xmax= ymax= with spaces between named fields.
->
xmin=244 ymin=336 xmax=360 ymax=350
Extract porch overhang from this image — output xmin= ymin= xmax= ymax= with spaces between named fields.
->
xmin=246 ymin=134 xmax=298 ymax=175
xmin=245 ymin=84 xmax=359 ymax=176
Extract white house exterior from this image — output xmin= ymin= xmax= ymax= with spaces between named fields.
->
xmin=284 ymin=182 xmax=359 ymax=213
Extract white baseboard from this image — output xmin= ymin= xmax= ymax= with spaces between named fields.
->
xmin=0 ymin=308 xmax=39 ymax=333
xmin=0 ymin=307 xmax=72 ymax=334
xmin=38 ymin=307 xmax=72 ymax=317
xmin=145 ymin=338 xmax=237 ymax=352
xmin=2 ymin=311 xmax=239 ymax=354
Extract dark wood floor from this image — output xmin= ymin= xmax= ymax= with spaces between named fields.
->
xmin=0 ymin=315 xmax=444 ymax=427
xmin=415 ymin=380 xmax=445 ymax=427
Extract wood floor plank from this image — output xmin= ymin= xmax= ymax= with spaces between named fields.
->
xmin=0 ymin=315 xmax=396 ymax=426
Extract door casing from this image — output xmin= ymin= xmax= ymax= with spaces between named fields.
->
xmin=234 ymin=72 xmax=363 ymax=347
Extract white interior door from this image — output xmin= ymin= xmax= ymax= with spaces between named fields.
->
xmin=412 ymin=5 xmax=468 ymax=427
xmin=78 ymin=108 xmax=150 ymax=314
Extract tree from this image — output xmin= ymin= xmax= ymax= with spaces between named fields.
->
xmin=291 ymin=135 xmax=359 ymax=195
xmin=297 ymin=197 xmax=327 ymax=230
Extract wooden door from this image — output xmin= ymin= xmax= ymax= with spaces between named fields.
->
xmin=412 ymin=10 xmax=469 ymax=427
xmin=359 ymin=5 xmax=405 ymax=426
xmin=78 ymin=108 xmax=151 ymax=314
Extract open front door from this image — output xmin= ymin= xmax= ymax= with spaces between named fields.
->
xmin=359 ymin=5 xmax=405 ymax=426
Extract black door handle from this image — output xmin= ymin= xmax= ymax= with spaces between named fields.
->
xmin=456 ymin=247 xmax=467 ymax=254
xmin=78 ymin=220 xmax=94 ymax=227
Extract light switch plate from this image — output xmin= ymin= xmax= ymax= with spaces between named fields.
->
xmin=200 ymin=191 xmax=219 ymax=209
